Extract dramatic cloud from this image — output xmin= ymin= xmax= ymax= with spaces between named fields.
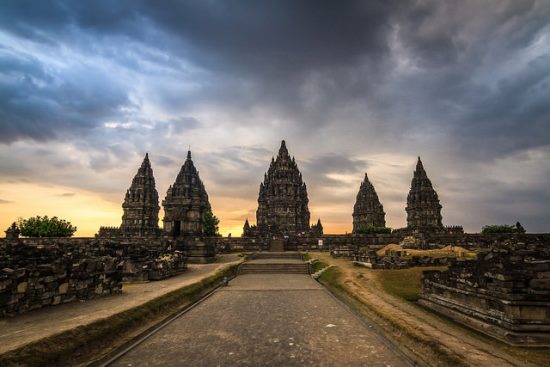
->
xmin=0 ymin=0 xmax=549 ymax=234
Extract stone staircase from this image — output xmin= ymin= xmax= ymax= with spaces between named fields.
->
xmin=238 ymin=262 xmax=310 ymax=275
xmin=252 ymin=252 xmax=304 ymax=260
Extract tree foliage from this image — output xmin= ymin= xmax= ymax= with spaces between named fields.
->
xmin=18 ymin=215 xmax=77 ymax=237
xmin=203 ymin=210 xmax=220 ymax=236
xmin=355 ymin=226 xmax=392 ymax=234
xmin=481 ymin=223 xmax=525 ymax=234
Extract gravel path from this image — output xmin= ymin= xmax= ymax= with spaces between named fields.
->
xmin=112 ymin=274 xmax=409 ymax=367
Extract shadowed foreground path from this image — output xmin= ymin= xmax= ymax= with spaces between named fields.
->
xmin=112 ymin=274 xmax=409 ymax=367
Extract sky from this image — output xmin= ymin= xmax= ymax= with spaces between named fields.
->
xmin=0 ymin=0 xmax=549 ymax=237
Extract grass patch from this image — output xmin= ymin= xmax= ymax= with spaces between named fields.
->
xmin=311 ymin=260 xmax=329 ymax=273
xmin=0 ymin=263 xmax=240 ymax=367
xmin=302 ymin=252 xmax=311 ymax=261
xmin=373 ymin=267 xmax=446 ymax=302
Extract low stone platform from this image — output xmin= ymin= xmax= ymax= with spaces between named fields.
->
xmin=420 ymin=240 xmax=550 ymax=347
xmin=110 ymin=274 xmax=409 ymax=366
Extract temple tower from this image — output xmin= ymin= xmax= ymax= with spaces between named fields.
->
xmin=406 ymin=157 xmax=443 ymax=231
xmin=256 ymin=140 xmax=311 ymax=237
xmin=242 ymin=218 xmax=256 ymax=237
xmin=311 ymin=218 xmax=324 ymax=236
xmin=120 ymin=153 xmax=160 ymax=236
xmin=162 ymin=150 xmax=211 ymax=237
xmin=353 ymin=172 xmax=385 ymax=232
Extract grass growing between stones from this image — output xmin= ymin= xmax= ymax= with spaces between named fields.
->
xmin=0 ymin=263 xmax=240 ymax=367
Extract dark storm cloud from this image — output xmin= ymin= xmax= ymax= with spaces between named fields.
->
xmin=0 ymin=47 xmax=131 ymax=142
xmin=0 ymin=0 xmax=549 ymax=231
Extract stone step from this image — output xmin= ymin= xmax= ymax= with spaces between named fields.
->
xmin=252 ymin=252 xmax=304 ymax=260
xmin=238 ymin=263 xmax=310 ymax=275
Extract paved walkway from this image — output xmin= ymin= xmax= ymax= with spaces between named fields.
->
xmin=112 ymin=274 xmax=409 ymax=367
xmin=0 ymin=254 xmax=241 ymax=354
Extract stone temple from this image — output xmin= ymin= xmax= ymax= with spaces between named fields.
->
xmin=121 ymin=153 xmax=161 ymax=236
xmin=406 ymin=157 xmax=443 ymax=232
xmin=352 ymin=172 xmax=386 ymax=232
xmin=256 ymin=140 xmax=311 ymax=237
xmin=162 ymin=150 xmax=211 ymax=237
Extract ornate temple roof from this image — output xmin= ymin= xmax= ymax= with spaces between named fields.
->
xmin=256 ymin=140 xmax=311 ymax=236
xmin=406 ymin=157 xmax=443 ymax=230
xmin=353 ymin=172 xmax=385 ymax=231
xmin=164 ymin=150 xmax=210 ymax=207
xmin=162 ymin=150 xmax=211 ymax=237
xmin=121 ymin=153 xmax=160 ymax=233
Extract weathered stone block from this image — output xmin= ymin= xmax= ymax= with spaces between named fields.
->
xmin=58 ymin=282 xmax=68 ymax=294
xmin=16 ymin=282 xmax=27 ymax=293
xmin=530 ymin=279 xmax=550 ymax=289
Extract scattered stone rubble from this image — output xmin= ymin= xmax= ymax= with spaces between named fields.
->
xmin=352 ymin=247 xmax=451 ymax=269
xmin=419 ymin=240 xmax=550 ymax=346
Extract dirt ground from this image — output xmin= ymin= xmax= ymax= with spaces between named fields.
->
xmin=313 ymin=252 xmax=545 ymax=367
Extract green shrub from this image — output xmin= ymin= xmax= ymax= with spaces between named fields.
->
xmin=481 ymin=224 xmax=516 ymax=234
xmin=18 ymin=216 xmax=76 ymax=237
xmin=355 ymin=226 xmax=392 ymax=234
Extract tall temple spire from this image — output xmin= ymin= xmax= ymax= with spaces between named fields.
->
xmin=406 ymin=157 xmax=443 ymax=232
xmin=120 ymin=153 xmax=160 ymax=236
xmin=277 ymin=140 xmax=290 ymax=160
xmin=256 ymin=140 xmax=311 ymax=237
xmin=311 ymin=218 xmax=323 ymax=236
xmin=242 ymin=218 xmax=255 ymax=237
xmin=353 ymin=172 xmax=385 ymax=232
xmin=162 ymin=150 xmax=211 ymax=237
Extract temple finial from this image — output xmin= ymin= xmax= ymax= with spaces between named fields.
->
xmin=187 ymin=149 xmax=192 ymax=160
xmin=416 ymin=156 xmax=425 ymax=172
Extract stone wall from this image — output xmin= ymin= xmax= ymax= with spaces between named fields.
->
xmin=215 ymin=233 xmax=550 ymax=253
xmin=419 ymin=240 xmax=550 ymax=346
xmin=0 ymin=241 xmax=121 ymax=317
xmin=0 ymin=237 xmax=189 ymax=317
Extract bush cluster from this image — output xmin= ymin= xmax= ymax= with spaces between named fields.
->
xmin=355 ymin=226 xmax=392 ymax=234
xmin=18 ymin=215 xmax=77 ymax=237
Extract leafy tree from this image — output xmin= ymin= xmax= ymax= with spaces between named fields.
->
xmin=203 ymin=210 xmax=220 ymax=236
xmin=355 ymin=226 xmax=392 ymax=234
xmin=18 ymin=215 xmax=77 ymax=237
xmin=481 ymin=224 xmax=524 ymax=234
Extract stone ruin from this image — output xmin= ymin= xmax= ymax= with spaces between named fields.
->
xmin=0 ymin=238 xmax=187 ymax=317
xmin=352 ymin=172 xmax=386 ymax=232
xmin=255 ymin=140 xmax=317 ymax=238
xmin=351 ymin=247 xmax=451 ymax=269
xmin=419 ymin=240 xmax=550 ymax=346
xmin=97 ymin=151 xmax=216 ymax=263
xmin=162 ymin=150 xmax=211 ymax=237
xmin=0 ymin=240 xmax=120 ymax=317
xmin=406 ymin=157 xmax=444 ymax=232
